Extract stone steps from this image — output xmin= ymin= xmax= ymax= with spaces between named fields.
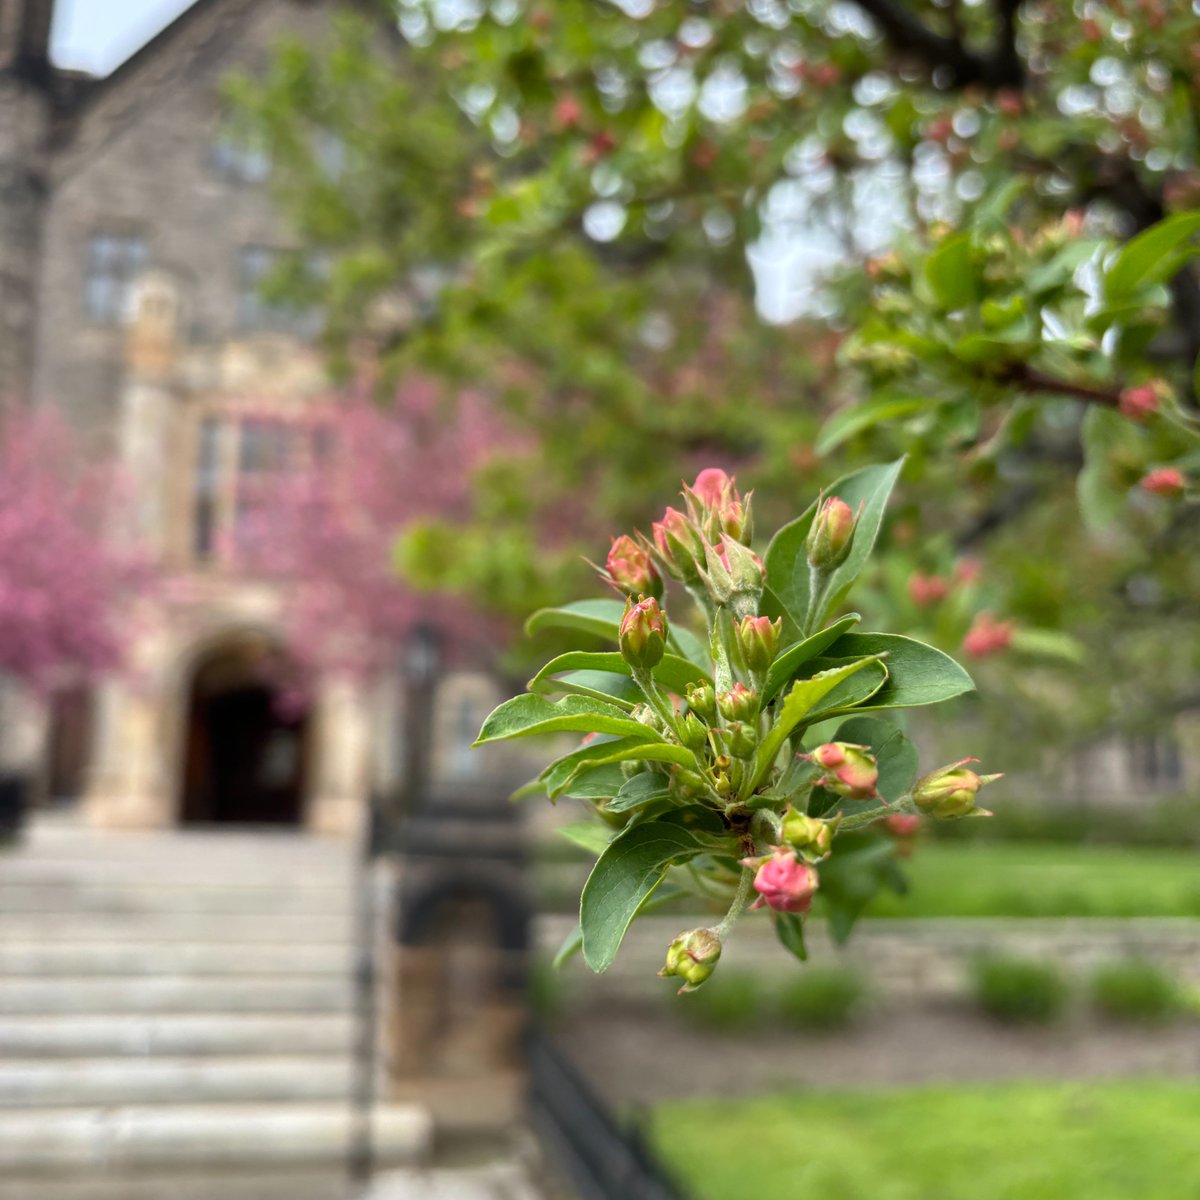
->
xmin=0 ymin=821 xmax=431 ymax=1182
xmin=0 ymin=940 xmax=352 ymax=976
xmin=0 ymin=975 xmax=355 ymax=1016
xmin=0 ymin=1103 xmax=431 ymax=1173
xmin=0 ymin=1056 xmax=358 ymax=1107
xmin=0 ymin=1013 xmax=355 ymax=1058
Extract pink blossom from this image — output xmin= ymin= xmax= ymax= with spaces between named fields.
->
xmin=1140 ymin=467 xmax=1185 ymax=497
xmin=745 ymin=849 xmax=820 ymax=914
xmin=908 ymin=572 xmax=949 ymax=606
xmin=962 ymin=611 xmax=1015 ymax=658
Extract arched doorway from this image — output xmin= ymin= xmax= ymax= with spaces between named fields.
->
xmin=180 ymin=633 xmax=310 ymax=826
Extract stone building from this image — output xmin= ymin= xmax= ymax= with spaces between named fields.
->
xmin=0 ymin=0 xmax=503 ymax=833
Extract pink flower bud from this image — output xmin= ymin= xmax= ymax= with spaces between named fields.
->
xmin=601 ymin=534 xmax=662 ymax=599
xmin=912 ymin=758 xmax=1002 ymax=819
xmin=659 ymin=927 xmax=722 ymax=993
xmin=690 ymin=468 xmax=734 ymax=509
xmin=806 ymin=742 xmax=879 ymax=800
xmin=962 ymin=611 xmax=1014 ymax=658
xmin=717 ymin=681 xmax=757 ymax=723
xmin=651 ymin=507 xmax=705 ymax=582
xmin=1119 ymin=382 xmax=1166 ymax=423
xmin=735 ymin=614 xmax=782 ymax=674
xmin=954 ymin=557 xmax=983 ymax=586
xmin=807 ymin=496 xmax=858 ymax=572
xmin=1140 ymin=467 xmax=1186 ymax=497
xmin=908 ymin=572 xmax=949 ymax=607
xmin=743 ymin=849 xmax=820 ymax=914
xmin=883 ymin=813 xmax=922 ymax=838
xmin=619 ymin=595 xmax=668 ymax=670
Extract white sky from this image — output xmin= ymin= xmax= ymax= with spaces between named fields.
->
xmin=51 ymin=0 xmax=196 ymax=75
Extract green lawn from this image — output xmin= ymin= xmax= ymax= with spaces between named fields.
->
xmin=858 ymin=841 xmax=1200 ymax=918
xmin=655 ymin=1080 xmax=1200 ymax=1200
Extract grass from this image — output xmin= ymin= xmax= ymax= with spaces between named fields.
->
xmin=654 ymin=1079 xmax=1200 ymax=1200
xmin=1089 ymin=959 xmax=1188 ymax=1024
xmin=858 ymin=841 xmax=1200 ymax=919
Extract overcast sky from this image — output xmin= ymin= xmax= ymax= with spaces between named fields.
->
xmin=51 ymin=0 xmax=195 ymax=75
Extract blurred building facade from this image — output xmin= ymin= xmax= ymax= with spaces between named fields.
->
xmin=0 ymin=0 xmax=502 ymax=832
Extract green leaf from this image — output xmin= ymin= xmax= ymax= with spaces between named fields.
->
xmin=606 ymin=772 xmax=672 ymax=814
xmin=1105 ymin=212 xmax=1200 ymax=301
xmin=817 ymin=841 xmax=904 ymax=944
xmin=774 ymin=913 xmax=808 ymax=962
xmin=559 ymin=821 xmax=613 ymax=855
xmin=752 ymin=658 xmax=882 ymax=790
xmin=823 ymin=633 xmax=974 ymax=709
xmin=524 ymin=598 xmax=627 ymax=641
xmin=816 ymin=396 xmax=927 ymax=456
xmin=1009 ymin=627 xmax=1086 ymax=665
xmin=540 ymin=738 xmax=640 ymax=794
xmin=765 ymin=460 xmax=905 ymax=636
xmin=551 ymin=923 xmax=584 ymax=970
xmin=924 ymin=233 xmax=978 ymax=310
xmin=558 ymin=764 xmax=630 ymax=800
xmin=831 ymin=716 xmax=919 ymax=803
xmin=668 ymin=624 xmax=710 ymax=671
xmin=474 ymin=693 xmax=666 ymax=746
xmin=557 ymin=742 xmax=697 ymax=796
xmin=802 ymin=659 xmax=889 ymax=721
xmin=763 ymin=613 xmax=862 ymax=703
xmin=580 ymin=821 xmax=705 ymax=972
xmin=529 ymin=651 xmax=709 ymax=699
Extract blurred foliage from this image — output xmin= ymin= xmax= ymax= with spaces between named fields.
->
xmin=677 ymin=969 xmax=764 ymax=1030
xmin=776 ymin=963 xmax=871 ymax=1030
xmin=655 ymin=1081 xmax=1200 ymax=1200
xmin=229 ymin=2 xmax=1200 ymax=750
xmin=970 ymin=954 xmax=1069 ymax=1023
xmin=1089 ymin=958 xmax=1189 ymax=1025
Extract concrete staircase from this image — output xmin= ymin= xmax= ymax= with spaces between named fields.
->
xmin=0 ymin=817 xmax=430 ymax=1197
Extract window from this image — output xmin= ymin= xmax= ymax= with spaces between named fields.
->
xmin=191 ymin=413 xmax=336 ymax=565
xmin=236 ymin=246 xmax=325 ymax=336
xmin=212 ymin=128 xmax=270 ymax=183
xmin=84 ymin=233 xmax=148 ymax=324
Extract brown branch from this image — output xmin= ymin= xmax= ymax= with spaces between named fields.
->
xmin=1005 ymin=366 xmax=1122 ymax=408
xmin=851 ymin=0 xmax=1024 ymax=88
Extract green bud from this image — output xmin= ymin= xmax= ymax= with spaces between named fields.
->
xmin=735 ymin=614 xmax=783 ymax=674
xmin=679 ymin=711 xmax=709 ymax=752
xmin=780 ymin=808 xmax=836 ymax=861
xmin=912 ymin=758 xmax=1002 ymax=819
xmin=724 ymin=720 xmax=757 ymax=759
xmin=685 ymin=681 xmax=717 ymax=722
xmin=659 ymin=927 xmax=722 ymax=993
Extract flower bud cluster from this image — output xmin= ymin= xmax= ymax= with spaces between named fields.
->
xmin=618 ymin=596 xmax=667 ymax=669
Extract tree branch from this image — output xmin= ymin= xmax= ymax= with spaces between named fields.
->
xmin=851 ymin=0 xmax=1024 ymax=88
xmin=1005 ymin=366 xmax=1122 ymax=408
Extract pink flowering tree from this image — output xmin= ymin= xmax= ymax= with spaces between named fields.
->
xmin=476 ymin=465 xmax=999 ymax=991
xmin=240 ymin=377 xmax=517 ymax=692
xmin=0 ymin=406 xmax=143 ymax=692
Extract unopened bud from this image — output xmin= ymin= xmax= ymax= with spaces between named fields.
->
xmin=962 ymin=611 xmax=1014 ymax=658
xmin=683 ymin=469 xmax=753 ymax=544
xmin=1140 ymin=467 xmax=1186 ymax=497
xmin=684 ymin=681 xmax=717 ymax=722
xmin=1119 ymin=380 xmax=1170 ymax=423
xmin=780 ymin=809 xmax=835 ymax=861
xmin=806 ymin=742 xmax=879 ymax=800
xmin=717 ymin=682 xmax=757 ymax=723
xmin=619 ymin=596 xmax=668 ymax=670
xmin=723 ymin=721 xmax=757 ymax=759
xmin=912 ymin=758 xmax=1002 ymax=818
xmin=701 ymin=536 xmax=767 ymax=614
xmin=601 ymin=535 xmax=662 ymax=599
xmin=650 ymin=507 xmax=705 ymax=582
xmin=735 ymin=614 xmax=782 ymax=674
xmin=742 ymin=848 xmax=820 ymax=914
xmin=679 ymin=711 xmax=709 ymax=752
xmin=807 ymin=496 xmax=858 ymax=572
xmin=659 ymin=927 xmax=722 ymax=993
